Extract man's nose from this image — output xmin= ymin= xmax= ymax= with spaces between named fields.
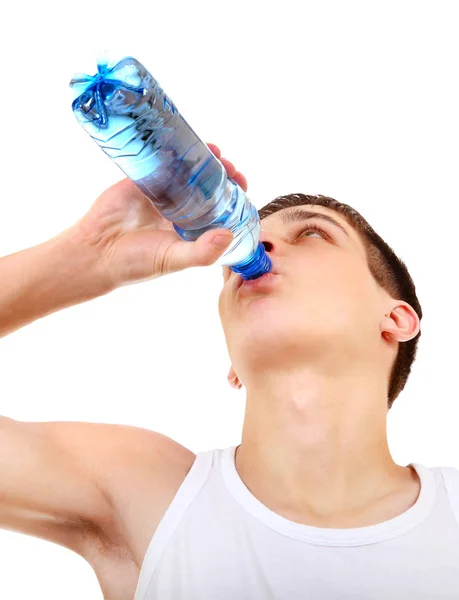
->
xmin=259 ymin=228 xmax=274 ymax=253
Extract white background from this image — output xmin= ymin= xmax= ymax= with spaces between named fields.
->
xmin=0 ymin=0 xmax=458 ymax=597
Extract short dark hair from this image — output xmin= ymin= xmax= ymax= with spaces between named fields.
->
xmin=258 ymin=193 xmax=423 ymax=410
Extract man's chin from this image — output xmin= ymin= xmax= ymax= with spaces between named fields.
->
xmin=234 ymin=296 xmax=286 ymax=323
xmin=231 ymin=311 xmax=295 ymax=346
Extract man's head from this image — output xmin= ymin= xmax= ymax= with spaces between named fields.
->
xmin=219 ymin=193 xmax=422 ymax=410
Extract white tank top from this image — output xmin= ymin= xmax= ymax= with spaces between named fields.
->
xmin=134 ymin=445 xmax=459 ymax=599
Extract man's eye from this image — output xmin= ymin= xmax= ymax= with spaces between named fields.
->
xmin=298 ymin=224 xmax=329 ymax=239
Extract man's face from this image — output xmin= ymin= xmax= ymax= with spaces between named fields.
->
xmin=218 ymin=205 xmax=389 ymax=375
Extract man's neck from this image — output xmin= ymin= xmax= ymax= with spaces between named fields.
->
xmin=235 ymin=369 xmax=420 ymax=526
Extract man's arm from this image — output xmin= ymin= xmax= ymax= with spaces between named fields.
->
xmin=0 ymin=146 xmax=241 ymax=569
xmin=0 ymin=144 xmax=245 ymax=339
xmin=0 ymin=225 xmax=192 ymax=561
xmin=0 ymin=226 xmax=112 ymax=339
xmin=0 ymin=416 xmax=195 ymax=562
xmin=0 ymin=221 xmax=123 ymax=557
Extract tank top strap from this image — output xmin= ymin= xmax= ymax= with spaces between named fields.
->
xmin=439 ymin=466 xmax=459 ymax=529
xmin=134 ymin=449 xmax=214 ymax=600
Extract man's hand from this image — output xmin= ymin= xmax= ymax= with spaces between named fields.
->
xmin=73 ymin=143 xmax=248 ymax=289
xmin=0 ymin=143 xmax=248 ymax=338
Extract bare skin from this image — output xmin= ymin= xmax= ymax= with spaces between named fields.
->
xmin=0 ymin=143 xmax=243 ymax=599
xmin=0 ymin=143 xmax=421 ymax=599
xmin=219 ymin=204 xmax=421 ymax=527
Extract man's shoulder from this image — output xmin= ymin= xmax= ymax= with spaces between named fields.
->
xmin=437 ymin=465 xmax=459 ymax=497
xmin=96 ymin=426 xmax=196 ymax=563
xmin=428 ymin=464 xmax=459 ymax=529
xmin=82 ymin=425 xmax=196 ymax=598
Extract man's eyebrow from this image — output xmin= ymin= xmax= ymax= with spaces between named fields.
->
xmin=275 ymin=208 xmax=350 ymax=237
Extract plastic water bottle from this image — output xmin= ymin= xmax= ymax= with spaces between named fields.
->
xmin=69 ymin=52 xmax=272 ymax=280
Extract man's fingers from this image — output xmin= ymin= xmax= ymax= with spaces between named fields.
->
xmin=220 ymin=158 xmax=237 ymax=178
xmin=206 ymin=144 xmax=248 ymax=191
xmin=207 ymin=143 xmax=221 ymax=158
xmin=232 ymin=172 xmax=248 ymax=192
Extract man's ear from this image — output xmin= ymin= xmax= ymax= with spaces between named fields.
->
xmin=381 ymin=302 xmax=420 ymax=343
xmin=227 ymin=365 xmax=242 ymax=390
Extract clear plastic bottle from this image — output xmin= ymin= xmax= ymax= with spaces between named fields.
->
xmin=69 ymin=52 xmax=272 ymax=280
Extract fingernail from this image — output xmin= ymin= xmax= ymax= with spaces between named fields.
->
xmin=212 ymin=235 xmax=231 ymax=248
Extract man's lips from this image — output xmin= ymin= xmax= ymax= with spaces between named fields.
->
xmin=236 ymin=271 xmax=278 ymax=291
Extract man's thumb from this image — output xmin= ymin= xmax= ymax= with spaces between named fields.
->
xmin=192 ymin=229 xmax=234 ymax=266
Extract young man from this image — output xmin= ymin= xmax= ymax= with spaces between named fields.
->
xmin=0 ymin=143 xmax=458 ymax=600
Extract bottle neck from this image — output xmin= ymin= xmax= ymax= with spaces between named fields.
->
xmin=230 ymin=241 xmax=272 ymax=280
